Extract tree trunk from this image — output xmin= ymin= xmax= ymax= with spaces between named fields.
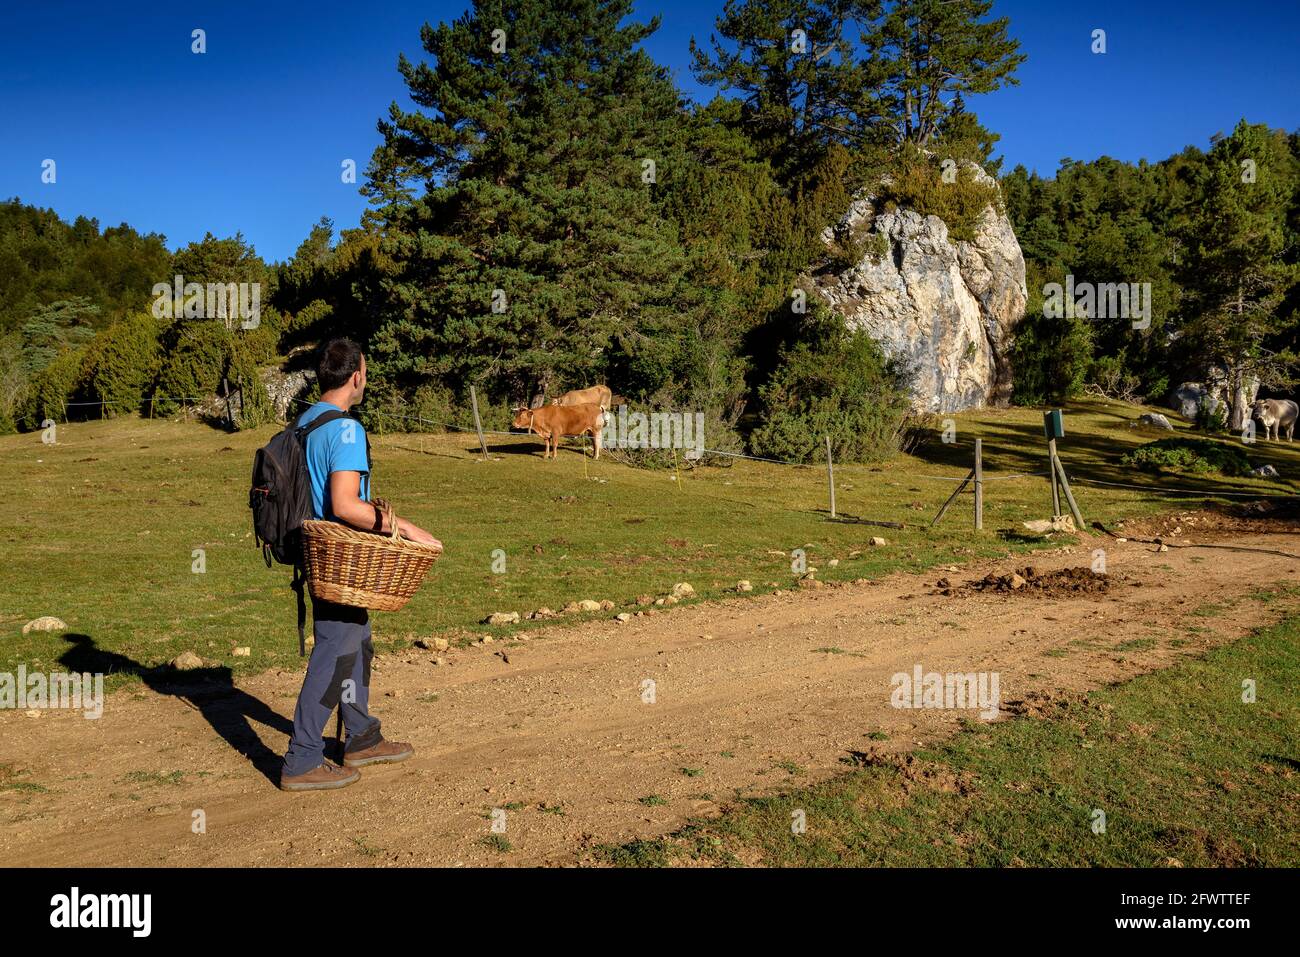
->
xmin=1228 ymin=365 xmax=1248 ymax=431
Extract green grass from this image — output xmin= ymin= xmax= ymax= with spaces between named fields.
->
xmin=119 ymin=770 xmax=185 ymax=787
xmin=2 ymin=398 xmax=1296 ymax=688
xmin=596 ymin=614 xmax=1300 ymax=867
xmin=480 ymin=834 xmax=512 ymax=853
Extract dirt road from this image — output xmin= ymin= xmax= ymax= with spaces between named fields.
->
xmin=3 ymin=523 xmax=1298 ymax=866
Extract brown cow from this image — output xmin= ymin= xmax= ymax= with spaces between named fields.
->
xmin=551 ymin=384 xmax=612 ymax=410
xmin=512 ymin=402 xmax=605 ymax=460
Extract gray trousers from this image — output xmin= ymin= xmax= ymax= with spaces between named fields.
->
xmin=282 ymin=598 xmax=382 ymax=777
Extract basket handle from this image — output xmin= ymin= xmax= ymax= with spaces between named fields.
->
xmin=373 ymin=497 xmax=400 ymax=541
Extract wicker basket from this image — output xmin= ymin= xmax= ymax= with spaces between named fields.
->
xmin=301 ymin=498 xmax=442 ymax=611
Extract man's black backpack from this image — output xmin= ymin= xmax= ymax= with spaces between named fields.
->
xmin=248 ymin=408 xmax=353 ymax=655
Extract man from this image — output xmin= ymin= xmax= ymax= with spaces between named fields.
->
xmin=280 ymin=339 xmax=441 ymax=792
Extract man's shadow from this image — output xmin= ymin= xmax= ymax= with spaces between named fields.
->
xmin=59 ymin=634 xmax=294 ymax=786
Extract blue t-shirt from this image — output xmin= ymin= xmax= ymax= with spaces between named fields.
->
xmin=299 ymin=401 xmax=370 ymax=521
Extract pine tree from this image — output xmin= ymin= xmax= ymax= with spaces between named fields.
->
xmin=1180 ymin=121 xmax=1300 ymax=428
xmin=364 ymin=0 xmax=687 ymax=403
xmin=689 ymin=0 xmax=869 ymax=182
xmin=857 ymin=0 xmax=1023 ymax=149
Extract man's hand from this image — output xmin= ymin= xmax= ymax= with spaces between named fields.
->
xmin=398 ymin=519 xmax=441 ymax=549
xmin=328 ymin=471 xmax=441 ymax=548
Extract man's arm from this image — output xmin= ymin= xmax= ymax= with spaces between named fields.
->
xmin=327 ymin=470 xmax=441 ymax=547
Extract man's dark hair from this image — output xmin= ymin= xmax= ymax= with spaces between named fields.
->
xmin=317 ymin=338 xmax=363 ymax=391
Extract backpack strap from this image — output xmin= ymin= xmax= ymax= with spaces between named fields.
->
xmin=296 ymin=408 xmax=350 ymax=440
xmin=299 ymin=408 xmax=373 ymax=491
xmin=292 ymin=561 xmax=308 ymax=657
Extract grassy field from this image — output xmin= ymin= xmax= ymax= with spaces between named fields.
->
xmin=596 ymin=606 xmax=1300 ymax=867
xmin=3 ymin=397 xmax=1297 ymax=689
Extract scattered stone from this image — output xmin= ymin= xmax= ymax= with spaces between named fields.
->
xmin=635 ymin=594 xmax=653 ymax=606
xmin=654 ymin=598 xmax=665 ymax=606
xmin=562 ymin=601 xmax=581 ymax=614
xmin=663 ymin=595 xmax=680 ymax=605
xmin=671 ymin=582 xmax=696 ymax=599
xmin=528 ymin=608 xmax=558 ymax=621
xmin=869 ymin=537 xmax=887 ymax=547
xmin=171 ymin=651 xmax=204 ymax=670
xmin=482 ymin=612 xmax=520 ymax=626
xmin=22 ymin=616 xmax=67 ymax=634
xmin=1008 ymin=573 xmax=1026 ymax=590
xmin=736 ymin=580 xmax=753 ymax=593
xmin=578 ymin=599 xmax=602 ymax=612
xmin=798 ymin=578 xmax=825 ymax=590
xmin=614 ymin=613 xmax=632 ymax=623
xmin=1137 ymin=412 xmax=1173 ymax=430
xmin=1157 ymin=544 xmax=1169 ymax=553
xmin=598 ymin=599 xmax=615 ymax=611
xmin=1022 ymin=515 xmax=1077 ymax=534
xmin=1252 ymin=464 xmax=1279 ymax=477
xmin=481 ymin=635 xmax=494 ymax=644
xmin=828 ymin=559 xmax=839 ymax=567
xmin=232 ymin=647 xmax=251 ymax=657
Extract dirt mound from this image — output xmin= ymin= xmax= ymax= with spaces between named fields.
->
xmin=934 ymin=565 xmax=1113 ymax=597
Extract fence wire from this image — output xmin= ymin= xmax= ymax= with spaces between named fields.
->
xmin=46 ymin=391 xmax=1297 ymax=507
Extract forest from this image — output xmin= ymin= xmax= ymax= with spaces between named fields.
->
xmin=1 ymin=0 xmax=1296 ymax=462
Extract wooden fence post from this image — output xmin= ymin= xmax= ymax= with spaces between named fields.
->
xmin=1047 ymin=437 xmax=1061 ymax=518
xmin=470 ymin=385 xmax=489 ymax=461
xmin=974 ymin=438 xmax=983 ymax=531
xmin=825 ymin=434 xmax=836 ymax=519
xmin=1053 ymin=453 xmax=1085 ymax=529
xmin=930 ymin=470 xmax=974 ymax=527
xmin=221 ymin=377 xmax=234 ymax=431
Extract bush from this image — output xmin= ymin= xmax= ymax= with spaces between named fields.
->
xmin=1011 ymin=309 xmax=1094 ymax=406
xmin=152 ymin=321 xmax=232 ymax=414
xmin=237 ymin=306 xmax=283 ymax=366
xmin=826 ymin=219 xmax=889 ymax=272
xmin=1119 ymin=438 xmax=1250 ymax=477
xmin=20 ymin=346 xmax=87 ymax=430
xmin=1086 ymin=354 xmax=1140 ymax=402
xmin=288 ymin=299 xmax=333 ymax=336
xmin=878 ymin=149 xmax=1002 ymax=244
xmin=749 ymin=313 xmax=912 ymax=464
xmin=81 ymin=313 xmax=162 ymax=416
xmin=1194 ymin=397 xmax=1228 ymax=434
xmin=226 ymin=339 xmax=275 ymax=430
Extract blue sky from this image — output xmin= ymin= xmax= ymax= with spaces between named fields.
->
xmin=1 ymin=0 xmax=1297 ymax=262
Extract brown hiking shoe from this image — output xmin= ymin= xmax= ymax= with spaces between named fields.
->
xmin=343 ymin=738 xmax=414 ymax=768
xmin=280 ymin=761 xmax=360 ymax=792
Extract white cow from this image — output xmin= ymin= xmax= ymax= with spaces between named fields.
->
xmin=1251 ymin=398 xmax=1298 ymax=442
